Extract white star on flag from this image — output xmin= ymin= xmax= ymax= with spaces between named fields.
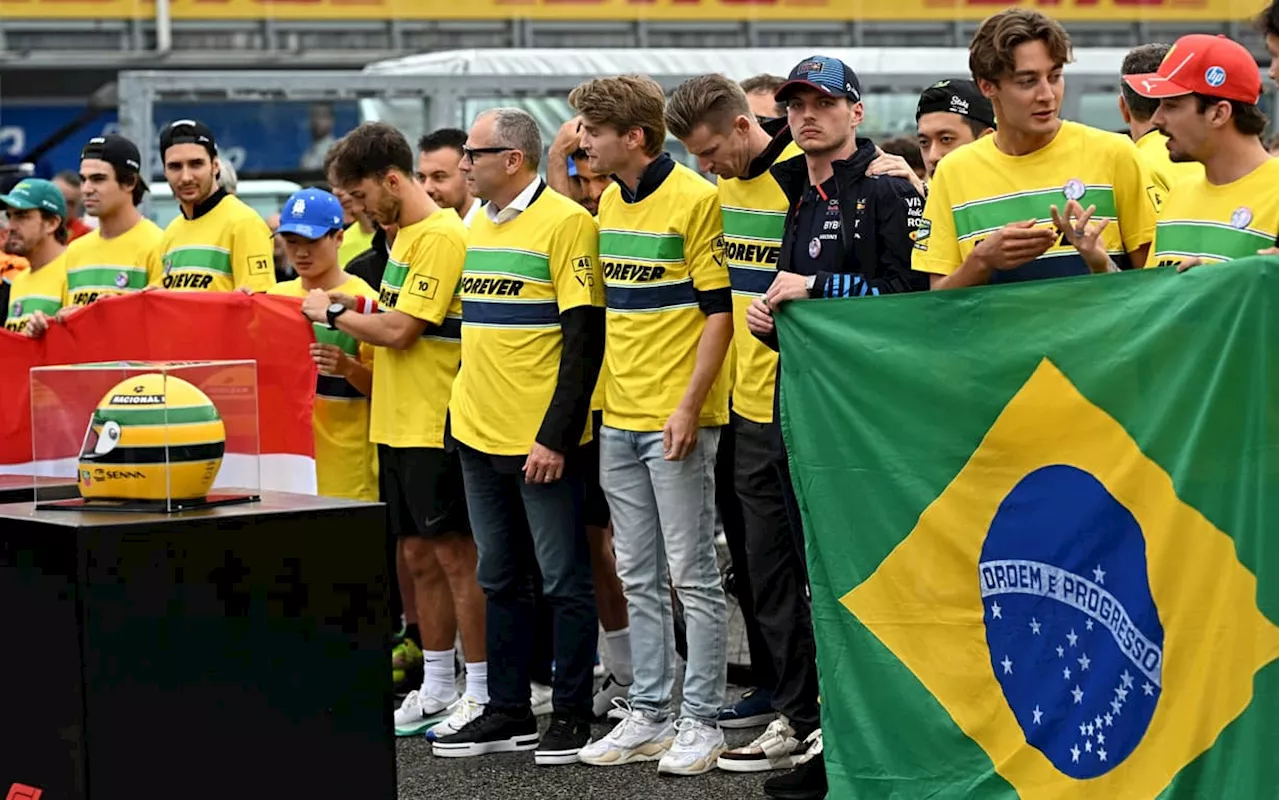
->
xmin=1079 ymin=722 xmax=1087 ymax=736
xmin=1086 ymin=619 xmax=1094 ymax=631
xmin=1098 ymin=747 xmax=1108 ymax=762
xmin=1122 ymin=671 xmax=1134 ymax=689
xmin=1001 ymin=655 xmax=1013 ymax=674
xmin=1094 ymin=715 xmax=1102 ymax=728
xmin=1067 ymin=629 xmax=1078 ymax=647
xmin=1104 ymin=713 xmax=1113 ymax=726
xmin=991 ymin=602 xmax=1002 ymax=619
xmin=1115 ymin=686 xmax=1129 ymax=702
xmin=1032 ymin=706 xmax=1043 ymax=724
xmin=1029 ymin=618 xmax=1041 ymax=635
xmin=1063 ymin=667 xmax=1072 ymax=680
xmin=1085 ymin=739 xmax=1092 ymax=753
xmin=1071 ymin=685 xmax=1084 ymax=704
xmin=1093 ymin=565 xmax=1106 ymax=584
xmin=1142 ymin=682 xmax=1154 ymax=696
xmin=1078 ymin=653 xmax=1091 ymax=670
xmin=1111 ymin=699 xmax=1123 ymax=715
xmin=1086 ymin=723 xmax=1094 ymax=736
xmin=1071 ymin=745 xmax=1080 ymax=763
xmin=1056 ymin=645 xmax=1064 ymax=658
xmin=1097 ymin=732 xmax=1105 ymax=745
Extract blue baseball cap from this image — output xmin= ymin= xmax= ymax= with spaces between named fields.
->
xmin=276 ymin=188 xmax=345 ymax=240
xmin=776 ymin=55 xmax=863 ymax=103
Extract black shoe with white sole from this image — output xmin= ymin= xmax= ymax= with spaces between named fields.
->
xmin=535 ymin=713 xmax=593 ymax=766
xmin=431 ymin=707 xmax=538 ymax=758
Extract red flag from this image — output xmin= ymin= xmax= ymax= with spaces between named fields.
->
xmin=0 ymin=291 xmax=317 ymax=493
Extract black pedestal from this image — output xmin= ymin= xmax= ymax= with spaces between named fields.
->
xmin=0 ymin=492 xmax=395 ymax=800
xmin=0 ymin=475 xmax=80 ymax=504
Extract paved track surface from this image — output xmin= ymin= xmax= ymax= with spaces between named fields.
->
xmin=396 ymin=717 xmax=772 ymax=800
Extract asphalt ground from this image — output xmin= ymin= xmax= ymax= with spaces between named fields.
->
xmin=395 ymin=687 xmax=774 ymax=800
xmin=396 ymin=541 xmax=772 ymax=799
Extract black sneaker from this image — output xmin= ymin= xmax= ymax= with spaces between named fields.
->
xmin=431 ymin=707 xmax=538 ymax=758
xmin=534 ymin=712 xmax=592 ymax=766
xmin=763 ymin=751 xmax=827 ymax=800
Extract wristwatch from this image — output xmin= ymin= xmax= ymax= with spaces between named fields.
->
xmin=326 ymin=302 xmax=347 ymax=330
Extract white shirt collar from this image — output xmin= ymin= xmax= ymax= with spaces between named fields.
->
xmin=461 ymin=197 xmax=483 ymax=228
xmin=485 ymin=176 xmax=541 ymax=225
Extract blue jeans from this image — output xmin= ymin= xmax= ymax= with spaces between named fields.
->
xmin=598 ymin=425 xmax=727 ymax=724
xmin=458 ymin=445 xmax=598 ymax=717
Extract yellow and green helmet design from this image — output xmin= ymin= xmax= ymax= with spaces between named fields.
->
xmin=78 ymin=373 xmax=226 ymax=501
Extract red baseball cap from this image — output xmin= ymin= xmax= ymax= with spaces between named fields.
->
xmin=1123 ymin=34 xmax=1262 ymax=105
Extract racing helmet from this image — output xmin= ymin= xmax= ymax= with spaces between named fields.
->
xmin=78 ymin=373 xmax=226 ymax=501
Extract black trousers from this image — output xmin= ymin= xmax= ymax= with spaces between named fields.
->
xmin=733 ymin=412 xmax=820 ymax=733
xmin=719 ymin=413 xmax=777 ymax=691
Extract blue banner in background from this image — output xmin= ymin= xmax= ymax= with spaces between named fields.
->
xmin=0 ymin=101 xmax=362 ymax=176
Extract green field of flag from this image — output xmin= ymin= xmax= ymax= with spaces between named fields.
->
xmin=776 ymin=258 xmax=1278 ymax=798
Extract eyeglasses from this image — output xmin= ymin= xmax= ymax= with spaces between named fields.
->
xmin=462 ymin=146 xmax=514 ymax=164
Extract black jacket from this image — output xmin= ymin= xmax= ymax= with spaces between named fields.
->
xmin=345 ymin=226 xmax=389 ymax=290
xmin=757 ymin=137 xmax=926 ymax=350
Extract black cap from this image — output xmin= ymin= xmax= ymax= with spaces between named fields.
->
xmin=775 ymin=55 xmax=862 ymax=103
xmin=916 ymin=79 xmax=997 ymax=130
xmin=81 ymin=134 xmax=149 ymax=192
xmin=159 ymin=119 xmax=217 ymax=159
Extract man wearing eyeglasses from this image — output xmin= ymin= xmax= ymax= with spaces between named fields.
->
xmin=147 ymin=119 xmax=276 ymax=293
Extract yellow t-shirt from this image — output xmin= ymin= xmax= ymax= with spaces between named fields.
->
xmin=5 ymin=254 xmax=67 ymax=333
xmin=1149 ymin=158 xmax=1279 ymax=267
xmin=369 ymin=210 xmax=467 ymax=450
xmin=451 ymin=185 xmax=603 ymax=455
xmin=63 ymin=218 xmax=164 ymax=306
xmin=598 ymin=162 xmax=731 ymax=432
xmin=269 ymin=274 xmax=379 ymax=501
xmin=147 ymin=192 xmax=276 ymax=293
xmin=1135 ymin=129 xmax=1203 ymax=211
xmin=338 ymin=221 xmax=376 ymax=269
xmin=914 ymin=121 xmax=1157 ymax=281
xmin=719 ymin=143 xmax=803 ymax=424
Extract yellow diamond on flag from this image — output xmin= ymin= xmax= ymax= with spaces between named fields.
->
xmin=841 ymin=358 xmax=1278 ymax=798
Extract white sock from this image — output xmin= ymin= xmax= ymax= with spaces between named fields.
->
xmin=422 ymin=648 xmax=456 ymax=701
xmin=465 ymin=661 xmax=490 ymax=704
xmin=605 ymin=627 xmax=633 ymax=685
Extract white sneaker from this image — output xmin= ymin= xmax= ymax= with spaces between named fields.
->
xmin=658 ymin=718 xmax=725 ymax=776
xmin=592 ymin=673 xmax=631 ymax=719
xmin=394 ymin=689 xmax=456 ymax=737
xmin=578 ymin=701 xmax=675 ymax=766
xmin=716 ymin=716 xmax=801 ymax=773
xmin=531 ymin=682 xmax=553 ymax=716
xmin=425 ymin=694 xmax=485 ymax=742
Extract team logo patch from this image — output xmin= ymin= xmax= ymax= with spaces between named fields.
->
xmin=826 ymin=199 xmax=840 ymax=216
xmin=1204 ymin=66 xmax=1227 ymax=88
xmin=162 ymin=255 xmax=173 ymax=276
xmin=1063 ymin=179 xmax=1086 ymax=202
xmin=572 ymin=255 xmax=592 ymax=272
xmin=11 ymin=301 xmax=21 ymax=317
xmin=915 ymin=219 xmax=932 ymax=243
xmin=114 ymin=271 xmax=129 ymax=289
xmin=1230 ymin=207 xmax=1253 ymax=229
xmin=291 ymin=198 xmax=307 ymax=217
xmin=808 ymin=237 xmax=822 ymax=259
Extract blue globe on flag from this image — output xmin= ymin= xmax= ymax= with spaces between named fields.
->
xmin=979 ymin=464 xmax=1164 ymax=779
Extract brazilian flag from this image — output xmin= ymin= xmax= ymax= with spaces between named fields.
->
xmin=776 ymin=257 xmax=1278 ymax=798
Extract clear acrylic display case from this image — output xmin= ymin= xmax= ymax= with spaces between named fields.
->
xmin=30 ymin=360 xmax=262 ymax=512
